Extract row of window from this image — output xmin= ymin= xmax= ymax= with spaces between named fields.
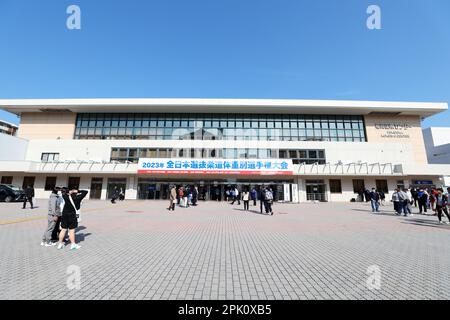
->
xmin=110 ymin=148 xmax=327 ymax=164
xmin=75 ymin=113 xmax=367 ymax=142
xmin=328 ymin=179 xmax=391 ymax=194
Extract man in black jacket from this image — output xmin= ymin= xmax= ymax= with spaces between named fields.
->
xmin=22 ymin=185 xmax=35 ymax=209
xmin=57 ymin=189 xmax=88 ymax=251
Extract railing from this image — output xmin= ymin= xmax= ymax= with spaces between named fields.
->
xmin=295 ymin=162 xmax=403 ymax=176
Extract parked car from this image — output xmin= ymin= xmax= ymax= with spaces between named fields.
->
xmin=0 ymin=184 xmax=25 ymax=202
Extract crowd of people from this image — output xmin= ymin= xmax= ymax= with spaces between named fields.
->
xmin=40 ymin=186 xmax=88 ymax=250
xmin=167 ymin=185 xmax=199 ymax=211
xmin=364 ymin=186 xmax=450 ymax=224
xmin=32 ymin=182 xmax=449 ymax=252
xmin=226 ymin=186 xmax=275 ymax=215
xmin=165 ymin=185 xmax=276 ymax=215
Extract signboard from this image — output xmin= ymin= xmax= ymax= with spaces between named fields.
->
xmin=138 ymin=158 xmax=294 ymax=175
xmin=374 ymin=122 xmax=411 ymax=139
xmin=412 ymin=180 xmax=434 ymax=185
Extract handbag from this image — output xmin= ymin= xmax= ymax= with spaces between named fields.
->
xmin=68 ymin=195 xmax=81 ymax=223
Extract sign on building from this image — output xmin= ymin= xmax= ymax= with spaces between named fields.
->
xmin=137 ymin=158 xmax=294 ymax=175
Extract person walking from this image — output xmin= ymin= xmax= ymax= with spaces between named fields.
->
xmin=263 ymin=187 xmax=274 ymax=215
xmin=392 ymin=188 xmax=401 ymax=215
xmin=398 ymin=188 xmax=408 ymax=216
xmin=231 ymin=187 xmax=240 ymax=205
xmin=369 ymin=188 xmax=381 ymax=213
xmin=22 ymin=185 xmax=35 ymax=209
xmin=182 ymin=186 xmax=188 ymax=208
xmin=411 ymin=188 xmax=419 ymax=207
xmin=51 ymin=188 xmax=65 ymax=242
xmin=405 ymin=188 xmax=413 ymax=216
xmin=57 ymin=189 xmax=88 ymax=251
xmin=435 ymin=188 xmax=450 ymax=224
xmin=41 ymin=188 xmax=61 ymax=247
xmin=168 ymin=185 xmax=177 ymax=211
xmin=364 ymin=188 xmax=371 ymax=203
xmin=111 ymin=186 xmax=119 ymax=204
xmin=418 ymin=189 xmax=428 ymax=214
xmin=379 ymin=190 xmax=386 ymax=206
xmin=251 ymin=187 xmax=257 ymax=206
xmin=118 ymin=188 xmax=125 ymax=201
xmin=242 ymin=189 xmax=250 ymax=211
xmin=192 ymin=186 xmax=198 ymax=206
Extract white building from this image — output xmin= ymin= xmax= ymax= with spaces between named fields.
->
xmin=0 ymin=120 xmax=18 ymax=136
xmin=423 ymin=127 xmax=450 ymax=164
xmin=0 ymin=98 xmax=449 ymax=201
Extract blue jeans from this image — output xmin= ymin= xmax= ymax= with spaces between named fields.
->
xmin=398 ymin=201 xmax=406 ymax=215
xmin=371 ymin=199 xmax=380 ymax=212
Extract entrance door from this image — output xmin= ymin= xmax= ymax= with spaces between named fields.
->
xmin=107 ymin=178 xmax=126 ymax=199
xmin=209 ymin=185 xmax=222 ymax=201
xmin=90 ymin=178 xmax=103 ymax=199
xmin=306 ymin=180 xmax=327 ymax=202
xmin=198 ymin=185 xmax=208 ymax=201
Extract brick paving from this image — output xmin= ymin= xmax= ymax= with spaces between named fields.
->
xmin=0 ymin=200 xmax=449 ymax=300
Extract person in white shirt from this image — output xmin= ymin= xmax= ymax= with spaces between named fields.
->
xmin=231 ymin=187 xmax=240 ymax=205
xmin=242 ymin=189 xmax=250 ymax=211
xmin=406 ymin=188 xmax=413 ymax=216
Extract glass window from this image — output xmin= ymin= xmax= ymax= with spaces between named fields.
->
xmin=376 ymin=180 xmax=389 ymax=193
xmin=352 ymin=179 xmax=365 ymax=193
xmin=279 ymin=150 xmax=288 ymax=159
xmin=44 ymin=177 xmax=57 ymax=191
xmin=329 ymin=179 xmax=342 ymax=193
xmin=74 ymin=113 xmax=366 ymax=142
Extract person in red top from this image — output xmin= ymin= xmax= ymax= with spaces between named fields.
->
xmin=430 ymin=188 xmax=438 ymax=215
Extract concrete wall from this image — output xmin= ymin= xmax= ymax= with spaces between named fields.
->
xmin=364 ymin=114 xmax=427 ymax=164
xmin=24 ymin=139 xmax=416 ymax=167
xmin=423 ymin=127 xmax=450 ymax=164
xmin=18 ymin=112 xmax=76 ymax=140
xmin=0 ymin=134 xmax=28 ymax=161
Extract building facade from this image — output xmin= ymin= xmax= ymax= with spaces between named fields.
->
xmin=423 ymin=127 xmax=450 ymax=165
xmin=0 ymin=98 xmax=449 ymax=201
xmin=0 ymin=120 xmax=18 ymax=136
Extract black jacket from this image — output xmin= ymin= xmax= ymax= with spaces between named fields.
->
xmin=62 ymin=190 xmax=88 ymax=215
xmin=25 ymin=187 xmax=35 ymax=198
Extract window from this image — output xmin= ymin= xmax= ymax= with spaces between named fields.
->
xmin=1 ymin=176 xmax=13 ymax=184
xmin=22 ymin=177 xmax=35 ymax=190
xmin=352 ymin=179 xmax=365 ymax=193
xmin=329 ymin=180 xmax=342 ymax=193
xmin=376 ymin=180 xmax=389 ymax=193
xmin=44 ymin=177 xmax=57 ymax=191
xmin=74 ymin=113 xmax=367 ymax=142
xmin=41 ymin=153 xmax=60 ymax=162
xmin=68 ymin=177 xmax=80 ymax=190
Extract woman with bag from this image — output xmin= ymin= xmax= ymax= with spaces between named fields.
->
xmin=57 ymin=188 xmax=88 ymax=251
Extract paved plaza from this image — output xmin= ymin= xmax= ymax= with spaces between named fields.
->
xmin=1 ymin=199 xmax=450 ymax=300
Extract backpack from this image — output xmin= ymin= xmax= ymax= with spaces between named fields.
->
xmin=265 ymin=190 xmax=273 ymax=202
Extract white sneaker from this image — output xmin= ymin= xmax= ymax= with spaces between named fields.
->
xmin=45 ymin=242 xmax=57 ymax=247
xmin=445 ymin=222 xmax=450 ymax=225
xmin=70 ymin=244 xmax=81 ymax=251
xmin=439 ymin=221 xmax=444 ymax=224
xmin=57 ymin=243 xmax=64 ymax=250
xmin=40 ymin=241 xmax=45 ymax=246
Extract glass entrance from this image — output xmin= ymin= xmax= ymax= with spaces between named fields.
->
xmin=306 ymin=180 xmax=327 ymax=202
xmin=90 ymin=177 xmax=103 ymax=199
xmin=107 ymin=178 xmax=126 ymax=199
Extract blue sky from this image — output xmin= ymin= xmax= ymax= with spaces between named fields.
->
xmin=0 ymin=0 xmax=449 ymax=128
